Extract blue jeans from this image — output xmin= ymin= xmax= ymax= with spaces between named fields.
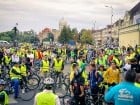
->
xmin=11 ymin=79 xmax=20 ymax=97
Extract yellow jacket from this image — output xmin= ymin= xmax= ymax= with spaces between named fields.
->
xmin=103 ymin=67 xmax=121 ymax=84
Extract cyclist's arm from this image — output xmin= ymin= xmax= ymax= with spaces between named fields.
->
xmin=11 ymin=69 xmax=21 ymax=75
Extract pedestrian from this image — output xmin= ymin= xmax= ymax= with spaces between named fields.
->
xmin=34 ymin=78 xmax=60 ymax=105
xmin=105 ymin=70 xmax=140 ymax=105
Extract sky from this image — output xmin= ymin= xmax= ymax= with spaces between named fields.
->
xmin=0 ymin=0 xmax=139 ymax=33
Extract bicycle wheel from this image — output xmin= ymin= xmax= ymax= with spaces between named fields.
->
xmin=63 ymin=95 xmax=72 ymax=105
xmin=26 ymin=77 xmax=39 ymax=90
xmin=54 ymin=83 xmax=68 ymax=95
xmin=20 ymin=87 xmax=36 ymax=101
xmin=86 ymin=99 xmax=95 ymax=105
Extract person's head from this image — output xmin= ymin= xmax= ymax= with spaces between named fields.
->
xmin=44 ymin=56 xmax=48 ymax=61
xmin=135 ymin=73 xmax=140 ymax=84
xmin=88 ymin=63 xmax=96 ymax=71
xmin=0 ymin=79 xmax=5 ymax=91
xmin=124 ymin=70 xmax=136 ymax=83
xmin=72 ymin=63 xmax=78 ymax=71
xmin=99 ymin=65 xmax=104 ymax=71
xmin=130 ymin=58 xmax=137 ymax=64
xmin=14 ymin=62 xmax=19 ymax=67
xmin=43 ymin=78 xmax=54 ymax=90
xmin=56 ymin=55 xmax=60 ymax=60
xmin=111 ymin=61 xmax=117 ymax=69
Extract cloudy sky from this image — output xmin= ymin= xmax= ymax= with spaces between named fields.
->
xmin=0 ymin=0 xmax=139 ymax=33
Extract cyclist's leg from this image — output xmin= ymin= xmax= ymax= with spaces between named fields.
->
xmin=12 ymin=79 xmax=20 ymax=98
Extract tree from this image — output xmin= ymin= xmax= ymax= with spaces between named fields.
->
xmin=80 ymin=29 xmax=93 ymax=44
xmin=58 ymin=26 xmax=73 ymax=44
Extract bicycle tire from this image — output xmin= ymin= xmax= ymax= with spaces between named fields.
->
xmin=20 ymin=88 xmax=36 ymax=101
xmin=26 ymin=77 xmax=39 ymax=90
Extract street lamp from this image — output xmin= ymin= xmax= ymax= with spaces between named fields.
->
xmin=93 ymin=21 xmax=96 ymax=30
xmin=105 ymin=5 xmax=113 ymax=26
xmin=105 ymin=5 xmax=113 ymax=47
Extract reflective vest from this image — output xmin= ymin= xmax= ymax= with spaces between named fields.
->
xmin=82 ymin=70 xmax=88 ymax=85
xmin=135 ymin=82 xmax=140 ymax=88
xmin=10 ymin=66 xmax=21 ymax=79
xmin=4 ymin=56 xmax=11 ymax=65
xmin=20 ymin=64 xmax=27 ymax=76
xmin=36 ymin=92 xmax=56 ymax=105
xmin=113 ymin=57 xmax=123 ymax=67
xmin=54 ymin=59 xmax=63 ymax=72
xmin=41 ymin=60 xmax=50 ymax=72
xmin=96 ymin=57 xmax=107 ymax=67
xmin=0 ymin=91 xmax=9 ymax=105
xmin=77 ymin=60 xmax=83 ymax=68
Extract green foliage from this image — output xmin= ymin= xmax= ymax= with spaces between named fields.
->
xmin=80 ymin=29 xmax=93 ymax=44
xmin=58 ymin=26 xmax=73 ymax=44
xmin=0 ymin=30 xmax=39 ymax=43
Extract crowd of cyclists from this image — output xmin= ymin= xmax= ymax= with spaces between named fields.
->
xmin=0 ymin=43 xmax=140 ymax=105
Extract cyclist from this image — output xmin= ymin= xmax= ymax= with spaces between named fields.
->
xmin=70 ymin=64 xmax=85 ymax=105
xmin=9 ymin=62 xmax=21 ymax=98
xmin=0 ymin=79 xmax=8 ymax=105
xmin=34 ymin=78 xmax=60 ymax=105
xmin=105 ymin=70 xmax=140 ymax=105
xmin=103 ymin=62 xmax=121 ymax=87
xmin=2 ymin=53 xmax=11 ymax=71
xmin=52 ymin=55 xmax=64 ymax=86
xmin=40 ymin=56 xmax=50 ymax=78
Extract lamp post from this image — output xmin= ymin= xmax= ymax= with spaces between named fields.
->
xmin=105 ymin=6 xmax=113 ymax=27
xmin=93 ymin=21 xmax=96 ymax=30
xmin=105 ymin=5 xmax=113 ymax=47
xmin=12 ymin=23 xmax=18 ymax=47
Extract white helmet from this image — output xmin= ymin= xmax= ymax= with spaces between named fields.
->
xmin=44 ymin=78 xmax=54 ymax=85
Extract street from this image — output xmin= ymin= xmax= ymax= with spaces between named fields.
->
xmin=9 ymin=64 xmax=71 ymax=105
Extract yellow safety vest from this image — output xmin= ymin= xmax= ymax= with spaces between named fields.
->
xmin=82 ymin=70 xmax=88 ymax=85
xmin=36 ymin=92 xmax=56 ymax=105
xmin=10 ymin=66 xmax=21 ymax=80
xmin=20 ymin=64 xmax=27 ymax=76
xmin=135 ymin=82 xmax=140 ymax=88
xmin=4 ymin=56 xmax=11 ymax=65
xmin=113 ymin=57 xmax=123 ymax=67
xmin=0 ymin=91 xmax=9 ymax=105
xmin=54 ymin=59 xmax=63 ymax=72
xmin=77 ymin=60 xmax=83 ymax=67
xmin=41 ymin=60 xmax=50 ymax=72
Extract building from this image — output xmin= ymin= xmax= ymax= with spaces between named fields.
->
xmin=93 ymin=2 xmax=140 ymax=47
xmin=59 ymin=18 xmax=68 ymax=31
xmin=37 ymin=28 xmax=51 ymax=43
xmin=119 ymin=2 xmax=140 ymax=47
xmin=51 ymin=29 xmax=60 ymax=41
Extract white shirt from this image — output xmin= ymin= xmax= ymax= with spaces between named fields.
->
xmin=27 ymin=53 xmax=34 ymax=59
xmin=11 ymin=54 xmax=19 ymax=63
xmin=34 ymin=89 xmax=61 ymax=105
xmin=123 ymin=63 xmax=131 ymax=71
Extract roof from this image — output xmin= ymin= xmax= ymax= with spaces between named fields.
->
xmin=129 ymin=2 xmax=140 ymax=17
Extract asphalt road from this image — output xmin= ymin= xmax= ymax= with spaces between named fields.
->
xmin=9 ymin=64 xmax=71 ymax=105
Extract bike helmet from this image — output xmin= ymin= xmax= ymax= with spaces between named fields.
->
xmin=44 ymin=78 xmax=54 ymax=85
xmin=0 ymin=79 xmax=5 ymax=85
